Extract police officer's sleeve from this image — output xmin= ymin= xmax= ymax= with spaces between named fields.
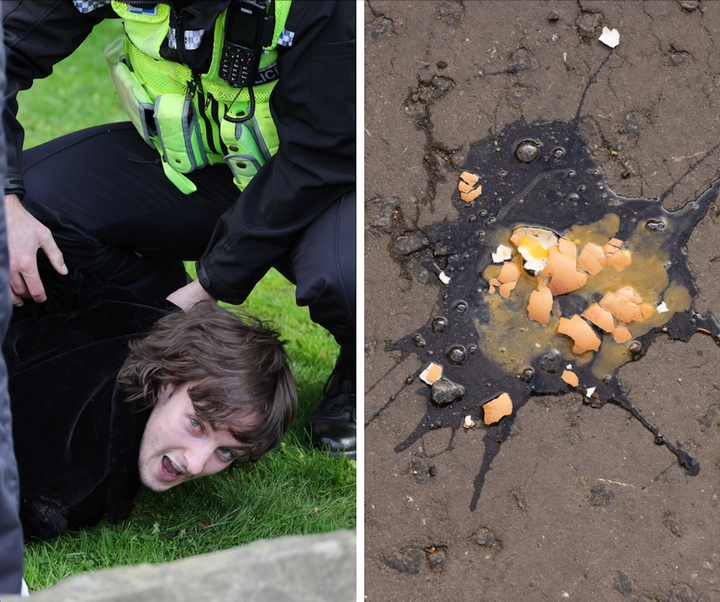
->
xmin=196 ymin=0 xmax=355 ymax=304
xmin=2 ymin=0 xmax=115 ymax=199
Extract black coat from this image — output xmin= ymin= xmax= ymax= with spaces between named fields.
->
xmin=4 ymin=266 xmax=174 ymax=540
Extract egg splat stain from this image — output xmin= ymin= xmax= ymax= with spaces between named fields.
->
xmin=378 ymin=119 xmax=720 ymax=512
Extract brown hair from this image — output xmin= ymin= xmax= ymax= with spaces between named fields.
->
xmin=116 ymin=301 xmax=297 ymax=464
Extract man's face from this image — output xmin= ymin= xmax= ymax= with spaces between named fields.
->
xmin=138 ymin=382 xmax=248 ymax=491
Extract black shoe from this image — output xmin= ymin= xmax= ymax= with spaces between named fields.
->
xmin=306 ymin=347 xmax=356 ymax=459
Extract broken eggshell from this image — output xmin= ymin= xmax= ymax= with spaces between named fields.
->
xmin=492 ymin=244 xmax=513 ymax=263
xmin=558 ymin=315 xmax=601 ymax=355
xmin=542 ymin=239 xmax=589 ymax=295
xmin=483 ymin=393 xmax=513 ymax=425
xmin=604 ymin=238 xmax=632 ymax=272
xmin=561 ymin=369 xmax=579 ymax=387
xmin=600 ymin=287 xmax=653 ymax=324
xmin=458 ymin=171 xmax=482 ymax=202
xmin=577 ymin=242 xmax=607 ymax=277
xmin=582 ymin=303 xmax=616 ymax=334
xmin=527 ymin=285 xmax=553 ymax=326
xmin=599 ymin=26 xmax=620 ymax=48
xmin=420 ymin=362 xmax=443 ymax=385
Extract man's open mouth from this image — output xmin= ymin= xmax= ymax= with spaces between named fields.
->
xmin=161 ymin=455 xmax=184 ymax=478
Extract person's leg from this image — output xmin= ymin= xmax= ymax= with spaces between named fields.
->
xmin=276 ymin=190 xmax=356 ymax=457
xmin=21 ymin=123 xmax=238 ymax=298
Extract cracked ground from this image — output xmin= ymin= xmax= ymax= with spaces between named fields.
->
xmin=364 ymin=1 xmax=720 ymax=600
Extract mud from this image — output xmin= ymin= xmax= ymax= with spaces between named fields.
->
xmin=365 ymin=2 xmax=720 ymax=600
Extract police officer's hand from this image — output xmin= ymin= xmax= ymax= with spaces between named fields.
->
xmin=4 ymin=194 xmax=67 ymax=305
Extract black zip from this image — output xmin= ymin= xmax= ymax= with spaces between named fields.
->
xmin=171 ymin=6 xmax=187 ymax=67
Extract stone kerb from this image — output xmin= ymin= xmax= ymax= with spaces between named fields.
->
xmin=5 ymin=530 xmax=356 ymax=602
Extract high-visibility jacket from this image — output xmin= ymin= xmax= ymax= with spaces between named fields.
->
xmin=106 ymin=0 xmax=292 ymax=194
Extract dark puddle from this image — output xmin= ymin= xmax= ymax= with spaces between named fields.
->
xmin=370 ymin=117 xmax=720 ymax=511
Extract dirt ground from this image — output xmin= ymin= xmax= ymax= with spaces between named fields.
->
xmin=364 ymin=1 xmax=720 ymax=600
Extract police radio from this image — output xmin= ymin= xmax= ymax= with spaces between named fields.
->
xmin=219 ymin=0 xmax=273 ymax=88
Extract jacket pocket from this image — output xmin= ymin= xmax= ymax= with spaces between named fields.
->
xmin=105 ymin=35 xmax=156 ymax=147
xmin=310 ymin=39 xmax=355 ymax=135
xmin=153 ymin=93 xmax=208 ymax=174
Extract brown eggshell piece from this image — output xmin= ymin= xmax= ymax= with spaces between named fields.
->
xmin=459 ymin=172 xmax=482 ymax=201
xmin=604 ymin=238 xmax=632 ymax=272
xmin=607 ymin=248 xmax=632 ymax=272
xmin=498 ymin=281 xmax=517 ymax=299
xmin=561 ymin=370 xmax=579 ymax=387
xmin=419 ymin=363 xmax=443 ymax=385
xmin=558 ymin=237 xmax=577 ymax=257
xmin=459 ymin=171 xmax=479 ymax=186
xmin=542 ymin=246 xmax=589 ymax=295
xmin=577 ymin=242 xmax=607 ymax=276
xmin=527 ymin=286 xmax=553 ymax=326
xmin=599 ymin=287 xmax=644 ymax=324
xmin=582 ymin=303 xmax=616 ymax=334
xmin=460 ymin=186 xmax=482 ymax=203
xmin=558 ymin=315 xmax=601 ymax=354
xmin=483 ymin=392 xmax=513 ymax=425
xmin=497 ymin=262 xmax=520 ymax=284
xmin=613 ymin=327 xmax=632 ymax=344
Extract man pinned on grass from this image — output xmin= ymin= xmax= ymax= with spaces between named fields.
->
xmin=120 ymin=303 xmax=297 ymax=492
xmin=7 ymin=291 xmax=296 ymax=540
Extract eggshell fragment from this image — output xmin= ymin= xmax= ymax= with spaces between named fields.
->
xmin=527 ymin=286 xmax=553 ymax=326
xmin=613 ymin=327 xmax=632 ymax=344
xmin=419 ymin=363 xmax=443 ymax=385
xmin=577 ymin=242 xmax=607 ymax=276
xmin=492 ymin=245 xmax=513 ymax=263
xmin=604 ymin=238 xmax=632 ymax=272
xmin=561 ymin=370 xmax=579 ymax=387
xmin=498 ymin=281 xmax=516 ymax=299
xmin=558 ymin=315 xmax=601 ymax=354
xmin=657 ymin=301 xmax=669 ymax=313
xmin=599 ymin=26 xmax=620 ymax=49
xmin=463 ymin=415 xmax=475 ymax=429
xmin=497 ymin=262 xmax=520 ymax=284
xmin=558 ymin=237 xmax=577 ymax=257
xmin=582 ymin=303 xmax=616 ymax=334
xmin=459 ymin=172 xmax=482 ymax=202
xmin=459 ymin=171 xmax=479 ymax=186
xmin=483 ymin=393 xmax=513 ymax=425
xmin=599 ymin=287 xmax=645 ymax=324
xmin=542 ymin=243 xmax=589 ymax=295
xmin=460 ymin=187 xmax=483 ymax=203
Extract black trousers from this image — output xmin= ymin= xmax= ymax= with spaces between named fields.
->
xmin=22 ymin=122 xmax=355 ymax=346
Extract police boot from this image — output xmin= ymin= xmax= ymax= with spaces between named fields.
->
xmin=306 ymin=347 xmax=356 ymax=459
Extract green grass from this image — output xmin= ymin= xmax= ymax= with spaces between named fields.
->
xmin=17 ymin=19 xmax=354 ymax=592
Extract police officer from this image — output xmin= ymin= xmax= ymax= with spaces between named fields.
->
xmin=2 ymin=0 xmax=356 ymax=457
